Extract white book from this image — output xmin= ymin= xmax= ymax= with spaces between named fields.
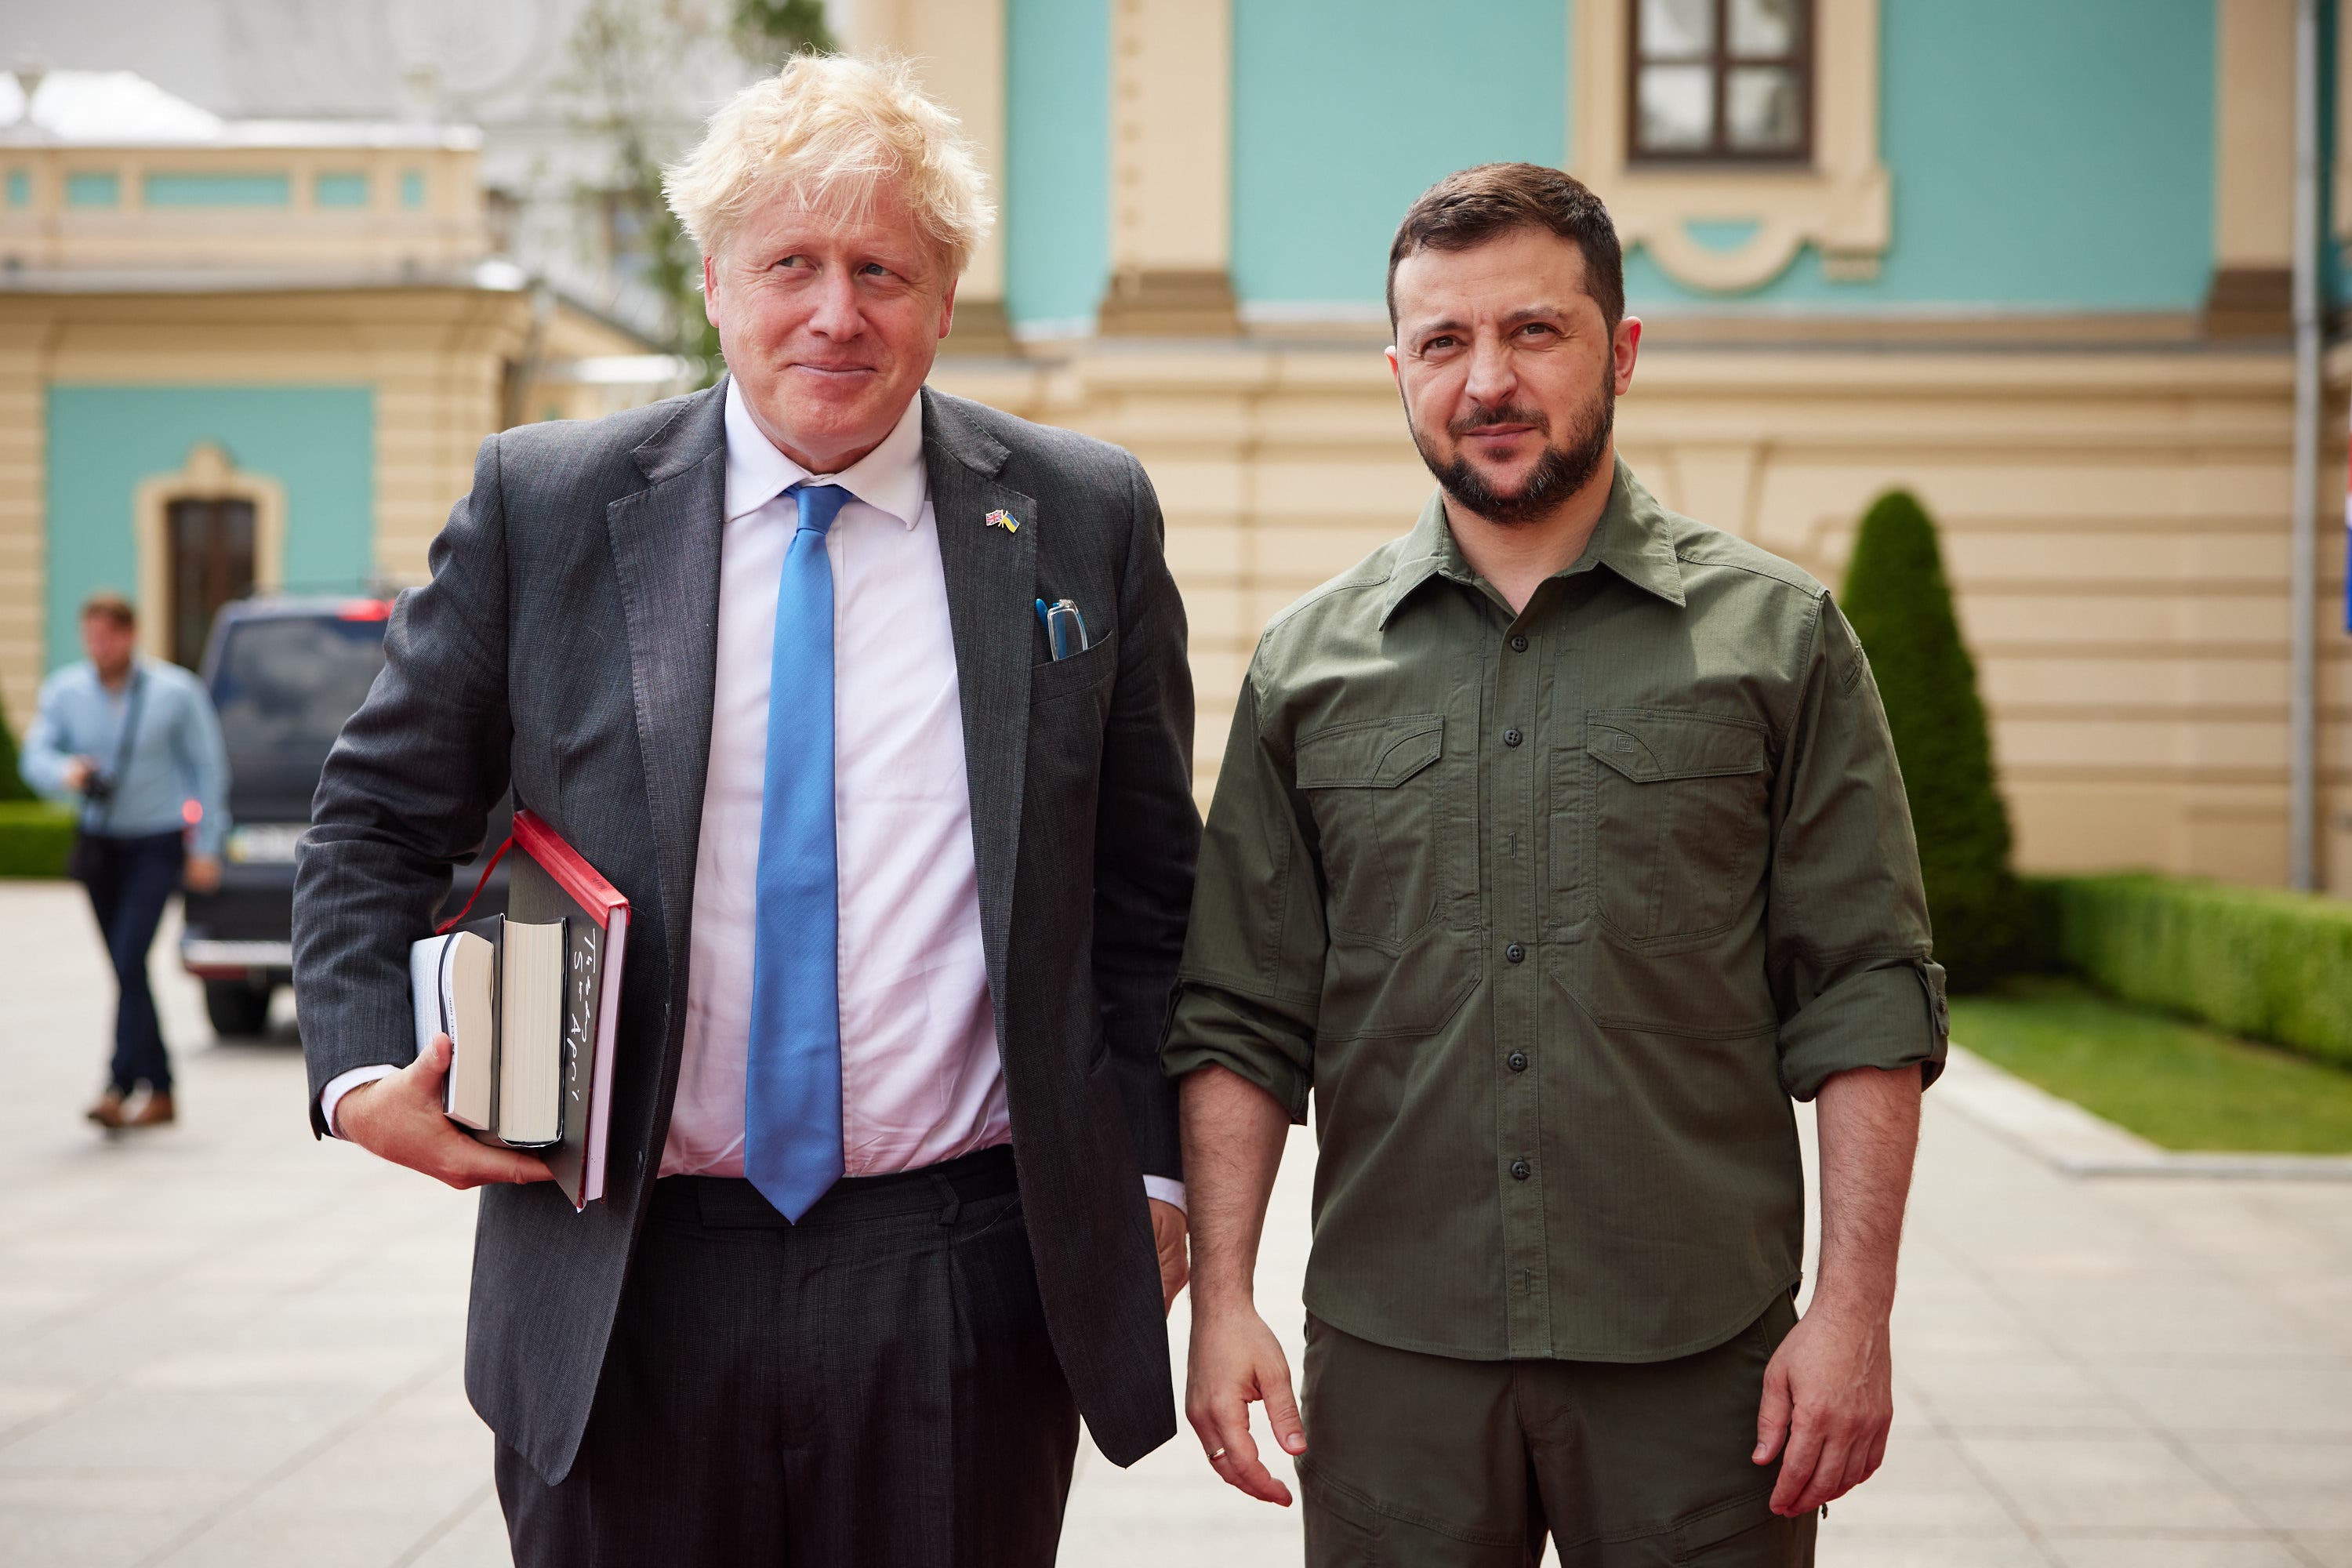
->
xmin=407 ymin=927 xmax=498 ymax=1131
xmin=407 ymin=916 xmax=564 ymax=1146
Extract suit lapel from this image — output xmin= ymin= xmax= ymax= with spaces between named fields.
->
xmin=605 ymin=383 xmax=728 ymax=986
xmin=922 ymin=388 xmax=1038 ymax=1006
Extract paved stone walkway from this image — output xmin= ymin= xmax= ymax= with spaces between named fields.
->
xmin=0 ymin=880 xmax=2347 ymax=1566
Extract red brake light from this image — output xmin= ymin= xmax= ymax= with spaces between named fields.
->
xmin=339 ymin=599 xmax=392 ymax=622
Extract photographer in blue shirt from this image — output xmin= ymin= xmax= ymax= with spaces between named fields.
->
xmin=21 ymin=591 xmax=230 ymax=1130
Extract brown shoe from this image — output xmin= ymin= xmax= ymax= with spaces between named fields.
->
xmin=85 ymin=1088 xmax=127 ymax=1129
xmin=123 ymin=1091 xmax=176 ymax=1128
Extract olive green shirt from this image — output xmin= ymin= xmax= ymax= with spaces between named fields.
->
xmin=1164 ymin=459 xmax=1947 ymax=1365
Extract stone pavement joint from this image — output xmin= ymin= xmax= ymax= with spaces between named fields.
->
xmin=0 ymin=880 xmax=2345 ymax=1567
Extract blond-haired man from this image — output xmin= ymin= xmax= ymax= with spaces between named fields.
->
xmin=294 ymin=54 xmax=1198 ymax=1563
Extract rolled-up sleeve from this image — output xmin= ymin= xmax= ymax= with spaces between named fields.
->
xmin=1162 ymin=672 xmax=1326 ymax=1122
xmin=1766 ymin=594 xmax=1949 ymax=1102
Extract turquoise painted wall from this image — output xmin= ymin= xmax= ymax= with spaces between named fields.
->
xmin=314 ymin=172 xmax=370 ymax=209
xmin=44 ymin=387 xmax=376 ymax=671
xmin=1230 ymin=0 xmax=1570 ymax=308
xmin=64 ymin=172 xmax=118 ymax=209
xmin=1626 ymin=0 xmax=2217 ymax=310
xmin=143 ymin=172 xmax=292 ymax=207
xmin=1191 ymin=0 xmax=2215 ymax=314
xmin=1005 ymin=0 xmax=1112 ymax=331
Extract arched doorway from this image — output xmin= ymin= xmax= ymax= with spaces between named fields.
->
xmin=134 ymin=442 xmax=285 ymax=670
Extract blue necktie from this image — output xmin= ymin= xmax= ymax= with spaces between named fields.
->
xmin=746 ymin=481 xmax=850 ymax=1221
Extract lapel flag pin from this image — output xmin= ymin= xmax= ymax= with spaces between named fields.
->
xmin=985 ymin=508 xmax=1020 ymax=533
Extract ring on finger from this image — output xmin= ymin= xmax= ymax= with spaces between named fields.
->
xmin=1210 ymin=1447 xmax=1227 ymax=1461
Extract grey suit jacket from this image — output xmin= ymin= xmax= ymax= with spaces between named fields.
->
xmin=292 ymin=382 xmax=1199 ymax=1480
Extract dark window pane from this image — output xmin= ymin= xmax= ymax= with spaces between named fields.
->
xmin=167 ymin=496 xmax=257 ymax=670
xmin=1638 ymin=64 xmax=1715 ymax=151
xmin=1639 ymin=0 xmax=1714 ymax=58
xmin=1728 ymin=0 xmax=1799 ymax=56
xmin=1726 ymin=66 xmax=1802 ymax=151
xmin=211 ymin=616 xmax=387 ymax=760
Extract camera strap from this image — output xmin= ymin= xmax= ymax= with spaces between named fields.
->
xmin=86 ymin=666 xmax=147 ymax=834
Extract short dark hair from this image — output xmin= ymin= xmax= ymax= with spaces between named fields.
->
xmin=1386 ymin=163 xmax=1625 ymax=336
xmin=79 ymin=590 xmax=136 ymax=630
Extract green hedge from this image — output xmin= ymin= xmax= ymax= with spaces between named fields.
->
xmin=0 ymin=801 xmax=74 ymax=879
xmin=2036 ymin=873 xmax=2352 ymax=1072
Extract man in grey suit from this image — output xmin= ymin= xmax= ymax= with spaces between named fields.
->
xmin=292 ymin=53 xmax=1196 ymax=1564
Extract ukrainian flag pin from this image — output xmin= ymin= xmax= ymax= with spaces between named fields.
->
xmin=985 ymin=508 xmax=1020 ymax=533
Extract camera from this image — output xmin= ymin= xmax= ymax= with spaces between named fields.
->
xmin=82 ymin=771 xmax=115 ymax=806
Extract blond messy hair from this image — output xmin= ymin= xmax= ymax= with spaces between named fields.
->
xmin=663 ymin=53 xmax=993 ymax=278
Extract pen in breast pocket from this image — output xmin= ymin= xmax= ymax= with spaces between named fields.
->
xmin=1035 ymin=598 xmax=1090 ymax=660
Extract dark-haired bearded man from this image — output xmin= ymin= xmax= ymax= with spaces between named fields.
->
xmin=1165 ymin=162 xmax=1949 ymax=1567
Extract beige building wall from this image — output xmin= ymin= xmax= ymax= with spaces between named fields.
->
xmin=0 ymin=286 xmax=594 ymax=723
xmin=0 ymin=145 xmax=487 ymax=275
xmin=935 ymin=341 xmax=2352 ymax=891
xmin=0 ymin=321 xmax=45 ymax=740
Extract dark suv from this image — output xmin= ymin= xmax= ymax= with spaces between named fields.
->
xmin=181 ymin=595 xmax=508 ymax=1036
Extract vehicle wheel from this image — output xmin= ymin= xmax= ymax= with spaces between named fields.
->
xmin=205 ymin=980 xmax=273 ymax=1037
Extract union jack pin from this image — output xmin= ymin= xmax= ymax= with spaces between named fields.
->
xmin=985 ymin=508 xmax=1020 ymax=533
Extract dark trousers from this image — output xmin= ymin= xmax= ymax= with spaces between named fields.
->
xmin=82 ymin=830 xmax=183 ymax=1095
xmin=496 ymin=1145 xmax=1080 ymax=1567
xmin=1298 ymin=1294 xmax=1817 ymax=1566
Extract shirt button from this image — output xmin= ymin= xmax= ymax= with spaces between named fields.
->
xmin=1508 ymin=1051 xmax=1528 ymax=1073
xmin=1511 ymin=1159 xmax=1532 ymax=1181
xmin=1504 ymin=942 xmax=1526 ymax=964
xmin=1509 ymin=634 xmax=1529 ymax=653
xmin=1504 ymin=728 xmax=1523 ymax=747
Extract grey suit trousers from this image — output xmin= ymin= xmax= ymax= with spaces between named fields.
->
xmin=495 ymin=1146 xmax=1079 ymax=1567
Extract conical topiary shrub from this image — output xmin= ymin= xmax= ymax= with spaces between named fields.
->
xmin=0 ymin=684 xmax=36 ymax=802
xmin=1841 ymin=488 xmax=2018 ymax=989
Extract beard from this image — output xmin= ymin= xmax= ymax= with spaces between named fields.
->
xmin=1410 ymin=372 xmax=1614 ymax=527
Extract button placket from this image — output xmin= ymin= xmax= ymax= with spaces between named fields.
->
xmin=1492 ymin=617 xmax=1549 ymax=1356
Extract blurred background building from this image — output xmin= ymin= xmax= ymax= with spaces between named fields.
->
xmin=2 ymin=0 xmax=2347 ymax=889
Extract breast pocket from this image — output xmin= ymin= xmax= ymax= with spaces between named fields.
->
xmin=1587 ymin=710 xmax=1771 ymax=944
xmin=1029 ymin=626 xmax=1119 ymax=708
xmin=1294 ymin=714 xmax=1446 ymax=952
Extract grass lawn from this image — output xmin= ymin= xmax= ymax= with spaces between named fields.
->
xmin=1950 ymin=977 xmax=2352 ymax=1155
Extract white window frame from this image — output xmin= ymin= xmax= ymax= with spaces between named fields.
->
xmin=1571 ymin=0 xmax=1889 ymax=292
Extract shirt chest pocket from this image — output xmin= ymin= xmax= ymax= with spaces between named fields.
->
xmin=1294 ymin=714 xmax=1447 ymax=952
xmin=1585 ymin=710 xmax=1771 ymax=944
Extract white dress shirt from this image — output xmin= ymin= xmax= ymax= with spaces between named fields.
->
xmin=662 ymin=382 xmax=1004 ymax=1178
xmin=325 ymin=383 xmax=1181 ymax=1210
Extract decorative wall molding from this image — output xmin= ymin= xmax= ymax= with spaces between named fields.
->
xmin=848 ymin=0 xmax=1010 ymax=343
xmin=132 ymin=441 xmax=285 ymax=660
xmin=1570 ymin=0 xmax=1889 ymax=292
xmin=2207 ymin=0 xmax=2295 ymax=335
xmin=2338 ymin=3 xmax=2352 ymax=245
xmin=1103 ymin=0 xmax=1240 ymax=334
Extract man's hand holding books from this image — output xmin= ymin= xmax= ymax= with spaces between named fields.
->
xmin=336 ymin=1031 xmax=554 ymax=1190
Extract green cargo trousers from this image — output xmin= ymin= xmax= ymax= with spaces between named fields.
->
xmin=1296 ymin=1294 xmax=1816 ymax=1566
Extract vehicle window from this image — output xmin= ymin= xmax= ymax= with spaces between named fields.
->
xmin=211 ymin=616 xmax=388 ymax=757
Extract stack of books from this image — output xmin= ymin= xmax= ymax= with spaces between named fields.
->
xmin=408 ymin=811 xmax=628 ymax=1210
